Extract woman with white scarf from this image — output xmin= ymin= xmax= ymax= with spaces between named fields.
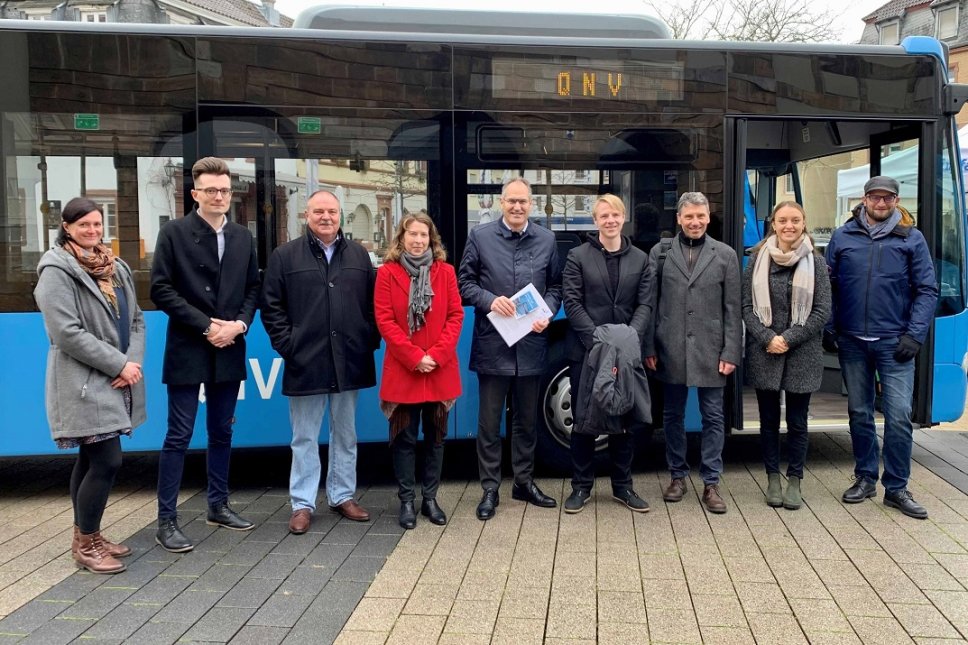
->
xmin=374 ymin=213 xmax=464 ymax=530
xmin=742 ymin=202 xmax=831 ymax=510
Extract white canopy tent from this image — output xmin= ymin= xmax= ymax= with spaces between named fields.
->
xmin=836 ymin=124 xmax=968 ymax=199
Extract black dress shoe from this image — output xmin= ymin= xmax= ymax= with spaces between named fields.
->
xmin=206 ymin=503 xmax=254 ymax=531
xmin=884 ymin=489 xmax=928 ymax=519
xmin=420 ymin=499 xmax=447 ymax=525
xmin=511 ymin=481 xmax=557 ymax=508
xmin=399 ymin=501 xmax=416 ymax=529
xmin=842 ymin=478 xmax=877 ymax=503
xmin=476 ymin=489 xmax=499 ymax=521
xmin=564 ymin=489 xmax=591 ymax=514
xmin=156 ymin=518 xmax=193 ymax=553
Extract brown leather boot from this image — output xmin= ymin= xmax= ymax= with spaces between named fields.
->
xmin=702 ymin=484 xmax=728 ymax=514
xmin=663 ymin=478 xmax=687 ymax=502
xmin=74 ymin=531 xmax=125 ymax=574
xmin=72 ymin=525 xmax=131 ymax=558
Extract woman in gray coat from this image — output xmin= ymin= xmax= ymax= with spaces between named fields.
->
xmin=34 ymin=197 xmax=146 ymax=574
xmin=742 ymin=201 xmax=831 ymax=510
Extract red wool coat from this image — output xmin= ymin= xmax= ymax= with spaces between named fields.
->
xmin=375 ymin=260 xmax=464 ymax=404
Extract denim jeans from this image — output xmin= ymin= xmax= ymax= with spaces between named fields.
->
xmin=158 ymin=382 xmax=239 ymax=520
xmin=390 ymin=403 xmax=445 ymax=503
xmin=663 ymin=383 xmax=725 ymax=485
xmin=756 ymin=389 xmax=811 ymax=478
xmin=839 ymin=335 xmax=915 ymax=492
xmin=289 ymin=391 xmax=359 ymax=511
xmin=476 ymin=374 xmax=540 ymax=490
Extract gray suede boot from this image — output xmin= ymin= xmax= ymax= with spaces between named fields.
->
xmin=783 ymin=476 xmax=803 ymax=510
xmin=766 ymin=473 xmax=783 ymax=508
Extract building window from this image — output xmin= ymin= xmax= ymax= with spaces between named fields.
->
xmin=879 ymin=21 xmax=899 ymax=45
xmin=574 ymin=195 xmax=586 ymax=211
xmin=26 ymin=14 xmax=49 ymax=20
xmin=937 ymin=6 xmax=959 ymax=40
xmin=81 ymin=11 xmax=108 ymax=22
xmin=785 ymin=174 xmax=795 ymax=194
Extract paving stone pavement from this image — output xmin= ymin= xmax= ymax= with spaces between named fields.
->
xmin=0 ymin=429 xmax=966 ymax=644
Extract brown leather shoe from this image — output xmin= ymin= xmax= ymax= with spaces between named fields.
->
xmin=289 ymin=509 xmax=312 ymax=534
xmin=702 ymin=484 xmax=728 ymax=514
xmin=74 ymin=531 xmax=125 ymax=574
xmin=330 ymin=499 xmax=370 ymax=522
xmin=72 ymin=525 xmax=131 ymax=558
xmin=663 ymin=478 xmax=687 ymax=502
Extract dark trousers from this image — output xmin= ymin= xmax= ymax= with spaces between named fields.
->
xmin=391 ymin=403 xmax=445 ymax=503
xmin=569 ymin=359 xmax=634 ymax=493
xmin=158 ymin=382 xmax=240 ymax=520
xmin=756 ymin=389 xmax=811 ymax=478
xmin=476 ymin=374 xmax=540 ymax=490
xmin=70 ymin=437 xmax=123 ymax=534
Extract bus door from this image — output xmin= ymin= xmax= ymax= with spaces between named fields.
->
xmin=728 ymin=117 xmax=942 ymax=434
xmin=454 ymin=111 xmax=722 ymax=464
xmin=196 ymin=108 xmax=447 ymax=446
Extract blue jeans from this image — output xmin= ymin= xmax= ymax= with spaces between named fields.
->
xmin=663 ymin=383 xmax=725 ymax=485
xmin=289 ymin=391 xmax=359 ymax=511
xmin=839 ymin=335 xmax=915 ymax=492
xmin=158 ymin=382 xmax=239 ymax=520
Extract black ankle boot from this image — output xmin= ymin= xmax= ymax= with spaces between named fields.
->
xmin=399 ymin=501 xmax=416 ymax=529
xmin=420 ymin=499 xmax=447 ymax=525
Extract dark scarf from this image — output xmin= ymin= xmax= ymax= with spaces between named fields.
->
xmin=64 ymin=240 xmax=119 ymax=315
xmin=400 ymin=250 xmax=434 ymax=336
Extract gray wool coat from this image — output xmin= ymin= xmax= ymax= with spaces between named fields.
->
xmin=34 ymin=248 xmax=146 ymax=442
xmin=643 ymin=236 xmax=742 ymax=387
xmin=741 ymin=250 xmax=832 ymax=393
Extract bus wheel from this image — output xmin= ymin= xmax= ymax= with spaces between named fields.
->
xmin=537 ymin=346 xmax=608 ymax=475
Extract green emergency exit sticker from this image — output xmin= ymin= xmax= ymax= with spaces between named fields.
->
xmin=297 ymin=116 xmax=321 ymax=135
xmin=74 ymin=114 xmax=100 ymax=130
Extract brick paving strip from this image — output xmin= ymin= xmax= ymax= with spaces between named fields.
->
xmin=0 ymin=428 xmax=966 ymax=643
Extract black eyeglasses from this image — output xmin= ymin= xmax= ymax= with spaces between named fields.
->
xmin=196 ymin=188 xmax=233 ymax=197
xmin=865 ymin=194 xmax=897 ymax=204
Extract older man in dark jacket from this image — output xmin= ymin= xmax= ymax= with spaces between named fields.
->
xmin=458 ymin=177 xmax=562 ymax=520
xmin=644 ymin=192 xmax=742 ymax=515
xmin=825 ymin=176 xmax=938 ymax=519
xmin=261 ymin=190 xmax=378 ymax=533
xmin=151 ymin=157 xmax=261 ymax=553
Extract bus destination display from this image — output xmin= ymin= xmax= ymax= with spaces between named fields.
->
xmin=490 ymin=58 xmax=684 ymax=102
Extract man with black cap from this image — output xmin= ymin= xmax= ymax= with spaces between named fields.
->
xmin=824 ymin=176 xmax=937 ymax=519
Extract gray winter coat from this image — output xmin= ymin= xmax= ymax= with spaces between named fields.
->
xmin=458 ymin=219 xmax=562 ymax=376
xmin=741 ymin=250 xmax=832 ymax=393
xmin=574 ymin=324 xmax=651 ymax=435
xmin=35 ymin=248 xmax=146 ymax=441
xmin=643 ymin=236 xmax=742 ymax=387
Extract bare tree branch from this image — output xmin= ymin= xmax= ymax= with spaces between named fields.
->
xmin=646 ymin=0 xmax=844 ymax=42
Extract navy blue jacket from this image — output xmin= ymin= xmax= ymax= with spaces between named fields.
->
xmin=458 ymin=219 xmax=562 ymax=376
xmin=825 ymin=216 xmax=938 ymax=343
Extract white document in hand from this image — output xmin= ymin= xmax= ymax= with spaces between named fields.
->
xmin=486 ymin=282 xmax=553 ymax=347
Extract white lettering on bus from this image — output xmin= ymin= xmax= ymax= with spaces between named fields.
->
xmin=196 ymin=357 xmax=283 ymax=403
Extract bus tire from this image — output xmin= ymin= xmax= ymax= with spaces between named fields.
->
xmin=536 ymin=343 xmax=608 ymax=475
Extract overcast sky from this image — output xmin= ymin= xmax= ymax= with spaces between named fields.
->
xmin=275 ymin=0 xmax=888 ymax=43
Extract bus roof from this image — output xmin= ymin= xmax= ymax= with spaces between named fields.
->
xmin=292 ymin=5 xmax=671 ymax=39
xmin=0 ymin=16 xmax=938 ymax=60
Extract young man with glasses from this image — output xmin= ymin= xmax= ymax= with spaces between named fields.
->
xmin=150 ymin=157 xmax=261 ymax=551
xmin=824 ymin=176 xmax=938 ymax=519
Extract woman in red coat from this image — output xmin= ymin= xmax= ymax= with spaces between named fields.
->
xmin=375 ymin=212 xmax=464 ymax=529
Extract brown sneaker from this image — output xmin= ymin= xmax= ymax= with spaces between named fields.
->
xmin=289 ymin=509 xmax=312 ymax=534
xmin=663 ymin=478 xmax=687 ymax=502
xmin=74 ymin=532 xmax=125 ymax=574
xmin=72 ymin=525 xmax=131 ymax=558
xmin=702 ymin=484 xmax=728 ymax=514
xmin=330 ymin=499 xmax=370 ymax=522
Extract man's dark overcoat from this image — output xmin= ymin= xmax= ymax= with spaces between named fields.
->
xmin=150 ymin=209 xmax=260 ymax=385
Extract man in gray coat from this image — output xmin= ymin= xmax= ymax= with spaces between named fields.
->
xmin=644 ymin=192 xmax=742 ymax=514
xmin=458 ymin=177 xmax=562 ymax=521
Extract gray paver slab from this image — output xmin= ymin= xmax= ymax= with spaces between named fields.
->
xmin=229 ymin=624 xmax=290 ymax=644
xmin=77 ymin=601 xmax=159 ymax=640
xmin=181 ymin=605 xmax=257 ymax=642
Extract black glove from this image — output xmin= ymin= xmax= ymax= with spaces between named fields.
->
xmin=893 ymin=335 xmax=921 ymax=363
xmin=822 ymin=330 xmax=838 ymax=353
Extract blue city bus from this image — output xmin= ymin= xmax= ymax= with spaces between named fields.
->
xmin=1 ymin=7 xmax=966 ymax=468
